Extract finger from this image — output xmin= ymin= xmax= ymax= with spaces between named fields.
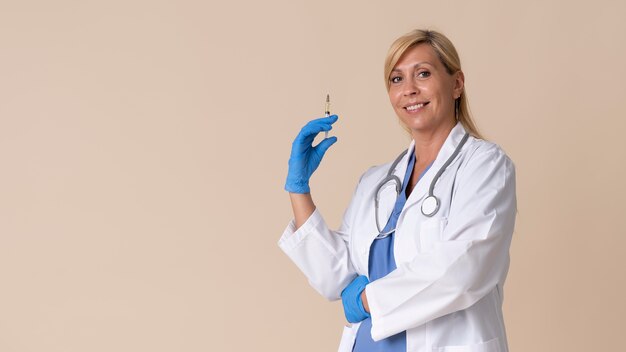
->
xmin=293 ymin=115 xmax=339 ymax=148
xmin=306 ymin=114 xmax=339 ymax=126
xmin=314 ymin=136 xmax=338 ymax=158
xmin=301 ymin=116 xmax=338 ymax=134
xmin=296 ymin=121 xmax=334 ymax=144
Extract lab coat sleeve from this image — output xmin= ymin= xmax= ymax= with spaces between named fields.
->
xmin=366 ymin=144 xmax=517 ymax=341
xmin=278 ymin=174 xmax=368 ymax=301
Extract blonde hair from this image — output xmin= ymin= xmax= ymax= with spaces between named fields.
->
xmin=384 ymin=29 xmax=483 ymax=139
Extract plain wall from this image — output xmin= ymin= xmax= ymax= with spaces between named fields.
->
xmin=1 ymin=0 xmax=625 ymax=351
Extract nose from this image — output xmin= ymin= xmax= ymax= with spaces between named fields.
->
xmin=401 ymin=77 xmax=418 ymax=96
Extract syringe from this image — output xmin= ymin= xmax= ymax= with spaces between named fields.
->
xmin=324 ymin=94 xmax=330 ymax=139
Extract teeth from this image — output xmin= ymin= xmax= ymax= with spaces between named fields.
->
xmin=406 ymin=103 xmax=425 ymax=111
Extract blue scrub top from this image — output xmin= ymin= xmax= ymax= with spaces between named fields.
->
xmin=352 ymin=151 xmax=432 ymax=352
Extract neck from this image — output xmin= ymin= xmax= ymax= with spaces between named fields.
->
xmin=411 ymin=119 xmax=456 ymax=163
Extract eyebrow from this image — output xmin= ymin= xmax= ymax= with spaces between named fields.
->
xmin=391 ymin=61 xmax=434 ymax=73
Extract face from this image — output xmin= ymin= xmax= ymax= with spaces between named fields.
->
xmin=388 ymin=43 xmax=464 ymax=136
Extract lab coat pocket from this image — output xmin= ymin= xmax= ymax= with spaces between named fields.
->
xmin=419 ymin=217 xmax=447 ymax=252
xmin=434 ymin=337 xmax=501 ymax=352
xmin=337 ymin=322 xmax=360 ymax=352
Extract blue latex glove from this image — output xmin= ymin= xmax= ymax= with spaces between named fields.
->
xmin=285 ymin=115 xmax=339 ymax=193
xmin=341 ymin=275 xmax=370 ymax=323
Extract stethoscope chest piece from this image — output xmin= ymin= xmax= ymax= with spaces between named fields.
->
xmin=421 ymin=195 xmax=439 ymax=217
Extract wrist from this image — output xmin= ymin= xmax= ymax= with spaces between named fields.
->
xmin=285 ymin=175 xmax=310 ymax=194
xmin=360 ymin=289 xmax=370 ymax=313
xmin=289 ymin=192 xmax=315 ymax=230
xmin=356 ymin=288 xmax=370 ymax=318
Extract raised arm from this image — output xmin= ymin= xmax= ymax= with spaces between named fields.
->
xmin=285 ymin=115 xmax=338 ymax=229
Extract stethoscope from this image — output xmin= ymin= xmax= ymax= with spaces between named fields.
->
xmin=374 ymin=132 xmax=470 ymax=238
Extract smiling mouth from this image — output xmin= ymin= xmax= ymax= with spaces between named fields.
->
xmin=404 ymin=102 xmax=429 ymax=111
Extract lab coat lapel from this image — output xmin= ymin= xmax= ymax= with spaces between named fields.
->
xmin=401 ymin=122 xmax=468 ymax=213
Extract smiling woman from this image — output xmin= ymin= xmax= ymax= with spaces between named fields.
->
xmin=384 ymin=30 xmax=482 ymax=141
xmin=388 ymin=44 xmax=462 ymax=139
xmin=280 ymin=29 xmax=517 ymax=352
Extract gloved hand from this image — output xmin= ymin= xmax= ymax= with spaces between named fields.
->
xmin=341 ymin=275 xmax=370 ymax=323
xmin=285 ymin=115 xmax=339 ymax=194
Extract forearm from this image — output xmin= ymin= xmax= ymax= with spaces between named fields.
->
xmin=280 ymin=193 xmax=356 ymax=301
xmin=289 ymin=192 xmax=316 ymax=229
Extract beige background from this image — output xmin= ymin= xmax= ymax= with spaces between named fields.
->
xmin=1 ymin=0 xmax=625 ymax=351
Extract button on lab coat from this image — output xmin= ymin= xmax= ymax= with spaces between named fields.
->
xmin=279 ymin=123 xmax=517 ymax=352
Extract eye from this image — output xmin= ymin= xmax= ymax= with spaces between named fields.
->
xmin=390 ymin=76 xmax=402 ymax=84
xmin=417 ymin=70 xmax=431 ymax=79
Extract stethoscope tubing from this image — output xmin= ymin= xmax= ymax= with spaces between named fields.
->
xmin=374 ymin=132 xmax=469 ymax=238
xmin=427 ymin=133 xmax=469 ymax=202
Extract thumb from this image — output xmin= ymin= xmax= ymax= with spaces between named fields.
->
xmin=315 ymin=136 xmax=338 ymax=158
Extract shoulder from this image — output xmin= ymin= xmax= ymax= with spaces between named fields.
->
xmin=458 ymin=137 xmax=516 ymax=186
xmin=352 ymin=152 xmax=405 ymax=192
xmin=353 ymin=164 xmax=388 ymax=194
xmin=465 ymin=137 xmax=514 ymax=167
xmin=358 ymin=148 xmax=407 ymax=183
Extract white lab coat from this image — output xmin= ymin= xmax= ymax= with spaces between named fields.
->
xmin=279 ymin=122 xmax=517 ymax=352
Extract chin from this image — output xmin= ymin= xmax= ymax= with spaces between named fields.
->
xmin=399 ymin=116 xmax=430 ymax=131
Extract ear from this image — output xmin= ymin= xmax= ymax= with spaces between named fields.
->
xmin=452 ymin=70 xmax=465 ymax=98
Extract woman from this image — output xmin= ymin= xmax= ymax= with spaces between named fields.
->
xmin=279 ymin=29 xmax=516 ymax=352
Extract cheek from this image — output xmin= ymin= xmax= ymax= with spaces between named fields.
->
xmin=389 ymin=88 xmax=402 ymax=107
xmin=438 ymin=80 xmax=456 ymax=99
xmin=388 ymin=90 xmax=400 ymax=106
